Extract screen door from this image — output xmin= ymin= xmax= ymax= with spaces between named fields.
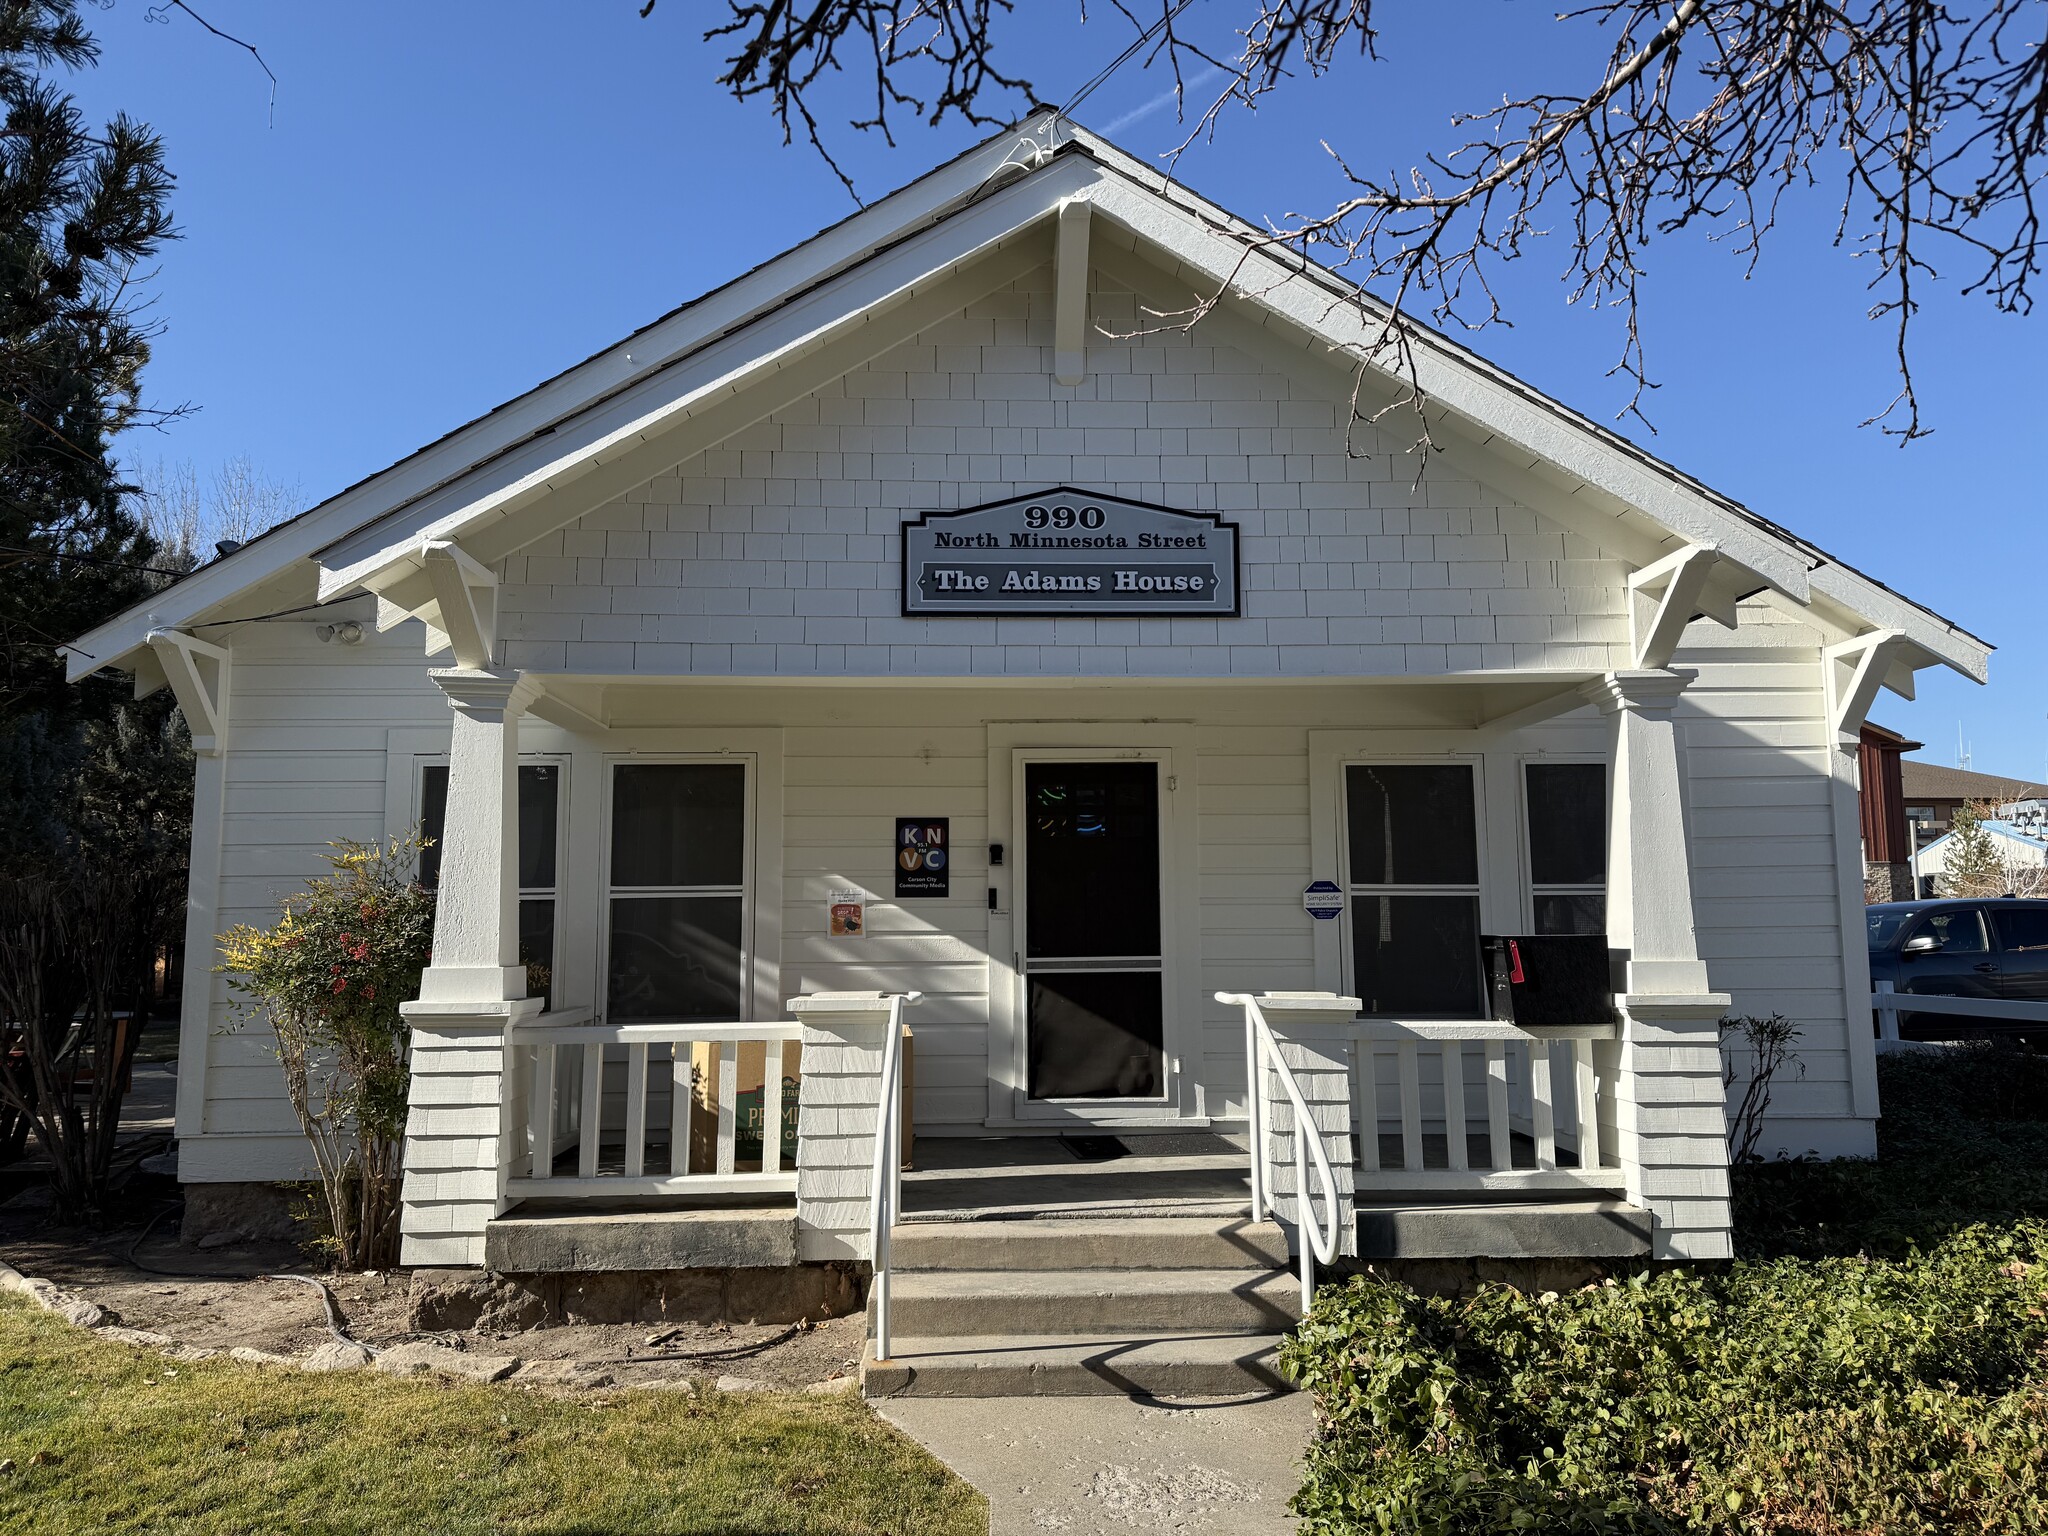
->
xmin=1022 ymin=761 xmax=1165 ymax=1099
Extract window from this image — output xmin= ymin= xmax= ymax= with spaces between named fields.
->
xmin=1344 ymin=764 xmax=1483 ymax=1016
xmin=604 ymin=762 xmax=747 ymax=1024
xmin=1525 ymin=762 xmax=1607 ymax=937
xmin=1909 ymin=909 xmax=1988 ymax=953
xmin=418 ymin=763 xmax=561 ymax=1009
xmin=1992 ymin=907 xmax=2048 ymax=954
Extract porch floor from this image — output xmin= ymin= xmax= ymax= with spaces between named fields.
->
xmin=899 ymin=1134 xmax=1253 ymax=1222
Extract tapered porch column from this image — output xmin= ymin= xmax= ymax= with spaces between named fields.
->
xmin=1588 ymin=670 xmax=1734 ymax=1260
xmin=398 ymin=667 xmax=544 ymax=1267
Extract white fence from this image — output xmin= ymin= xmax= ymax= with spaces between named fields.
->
xmin=1873 ymin=981 xmax=2048 ymax=1049
xmin=1351 ymin=1021 xmax=1627 ymax=1193
xmin=504 ymin=1019 xmax=802 ymax=1200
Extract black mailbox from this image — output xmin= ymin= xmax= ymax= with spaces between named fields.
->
xmin=1481 ymin=935 xmax=1618 ymax=1027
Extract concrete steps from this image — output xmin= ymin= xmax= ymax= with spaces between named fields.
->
xmin=861 ymin=1215 xmax=1300 ymax=1399
xmin=884 ymin=1267 xmax=1301 ymax=1336
xmin=862 ymin=1331 xmax=1290 ymax=1398
xmin=890 ymin=1215 xmax=1291 ymax=1272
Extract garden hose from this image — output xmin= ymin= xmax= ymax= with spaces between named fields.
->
xmin=258 ymin=1272 xmax=385 ymax=1356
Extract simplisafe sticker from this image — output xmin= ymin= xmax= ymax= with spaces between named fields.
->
xmin=1303 ymin=880 xmax=1344 ymax=921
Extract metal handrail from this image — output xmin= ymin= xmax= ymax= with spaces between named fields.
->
xmin=867 ymin=990 xmax=922 ymax=1365
xmin=1217 ymin=991 xmax=1343 ymax=1311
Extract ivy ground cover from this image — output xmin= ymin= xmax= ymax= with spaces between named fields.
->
xmin=1280 ymin=1047 xmax=2048 ymax=1534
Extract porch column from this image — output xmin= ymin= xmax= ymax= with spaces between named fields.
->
xmin=398 ymin=667 xmax=544 ymax=1268
xmin=1588 ymin=670 xmax=1734 ymax=1261
xmin=1252 ymin=993 xmax=1358 ymax=1260
xmin=790 ymin=992 xmax=901 ymax=1263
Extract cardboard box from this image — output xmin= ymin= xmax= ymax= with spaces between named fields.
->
xmin=686 ymin=1032 xmax=915 ymax=1172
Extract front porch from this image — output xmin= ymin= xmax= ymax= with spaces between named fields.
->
xmin=387 ymin=660 xmax=1737 ymax=1394
xmin=429 ymin=994 xmax=1667 ymax=1395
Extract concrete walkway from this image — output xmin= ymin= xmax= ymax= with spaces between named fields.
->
xmin=877 ymin=1392 xmax=1314 ymax=1534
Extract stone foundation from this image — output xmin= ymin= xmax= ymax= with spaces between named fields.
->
xmin=406 ymin=1263 xmax=862 ymax=1331
xmin=1865 ymin=860 xmax=1915 ymax=903
xmin=179 ymin=1182 xmax=309 ymax=1246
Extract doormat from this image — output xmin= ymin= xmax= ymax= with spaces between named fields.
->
xmin=1058 ymin=1134 xmax=1129 ymax=1163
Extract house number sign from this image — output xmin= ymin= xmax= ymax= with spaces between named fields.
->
xmin=901 ymin=488 xmax=1240 ymax=617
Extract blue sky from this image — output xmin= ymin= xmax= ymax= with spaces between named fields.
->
xmin=72 ymin=3 xmax=2045 ymax=779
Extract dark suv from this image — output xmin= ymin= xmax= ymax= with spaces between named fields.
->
xmin=1867 ymin=898 xmax=2048 ymax=1037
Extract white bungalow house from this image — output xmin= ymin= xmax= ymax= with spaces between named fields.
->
xmin=66 ymin=111 xmax=1989 ymax=1395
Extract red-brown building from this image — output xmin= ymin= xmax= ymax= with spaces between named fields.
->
xmin=1858 ymin=726 xmax=2048 ymax=900
xmin=1859 ymin=723 xmax=1922 ymax=902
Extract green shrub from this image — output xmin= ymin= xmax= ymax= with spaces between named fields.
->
xmin=1284 ymin=1228 xmax=2048 ymax=1533
xmin=1735 ymin=1044 xmax=2048 ymax=1259
xmin=1285 ymin=1049 xmax=2048 ymax=1533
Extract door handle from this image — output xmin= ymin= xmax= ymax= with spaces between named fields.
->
xmin=1974 ymin=962 xmax=1998 ymax=973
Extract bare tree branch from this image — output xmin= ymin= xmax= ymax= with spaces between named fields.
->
xmin=699 ymin=1 xmax=2048 ymax=445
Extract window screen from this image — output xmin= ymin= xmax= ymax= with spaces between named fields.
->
xmin=1526 ymin=762 xmax=1606 ymax=937
xmin=605 ymin=763 xmax=748 ymax=1024
xmin=1345 ymin=764 xmax=1483 ymax=1016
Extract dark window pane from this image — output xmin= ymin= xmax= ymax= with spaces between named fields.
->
xmin=1351 ymin=894 xmax=1483 ymax=1015
xmin=611 ymin=764 xmax=746 ymax=889
xmin=520 ymin=899 xmax=555 ymax=1010
xmin=418 ymin=764 xmax=450 ymax=889
xmin=1527 ymin=763 xmax=1606 ymax=886
xmin=419 ymin=763 xmax=557 ymax=892
xmin=1025 ymin=763 xmax=1160 ymax=958
xmin=1993 ymin=908 xmax=2048 ymax=953
xmin=1346 ymin=765 xmax=1477 ymax=886
xmin=519 ymin=765 xmax=559 ymax=890
xmin=607 ymin=896 xmax=744 ymax=1022
xmin=1535 ymin=893 xmax=1606 ymax=937
xmin=1027 ymin=971 xmax=1164 ymax=1098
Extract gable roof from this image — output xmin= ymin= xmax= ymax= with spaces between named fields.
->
xmin=65 ymin=109 xmax=1992 ymax=688
xmin=1922 ymin=820 xmax=2048 ymax=858
xmin=1901 ymin=762 xmax=2048 ymax=803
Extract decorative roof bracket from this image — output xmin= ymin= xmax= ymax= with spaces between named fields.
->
xmin=143 ymin=629 xmax=232 ymax=756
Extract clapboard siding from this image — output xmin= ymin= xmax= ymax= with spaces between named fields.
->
xmin=191 ymin=643 xmax=1863 ymax=1193
xmin=1196 ymin=727 xmax=1318 ymax=1116
xmin=1673 ymin=606 xmax=1863 ymax=1157
xmin=189 ymin=621 xmax=448 ymax=1165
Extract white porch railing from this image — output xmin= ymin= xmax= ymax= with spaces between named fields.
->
xmin=1218 ymin=992 xmax=1343 ymax=1312
xmin=1352 ymin=1021 xmax=1627 ymax=1193
xmin=1874 ymin=980 xmax=2048 ymax=1048
xmin=505 ymin=1016 xmax=802 ymax=1200
xmin=867 ymin=991 xmax=920 ymax=1365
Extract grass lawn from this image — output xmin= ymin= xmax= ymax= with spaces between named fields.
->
xmin=0 ymin=1300 xmax=984 ymax=1536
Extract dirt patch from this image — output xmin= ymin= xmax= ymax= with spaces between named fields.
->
xmin=0 ymin=1200 xmax=866 ymax=1392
